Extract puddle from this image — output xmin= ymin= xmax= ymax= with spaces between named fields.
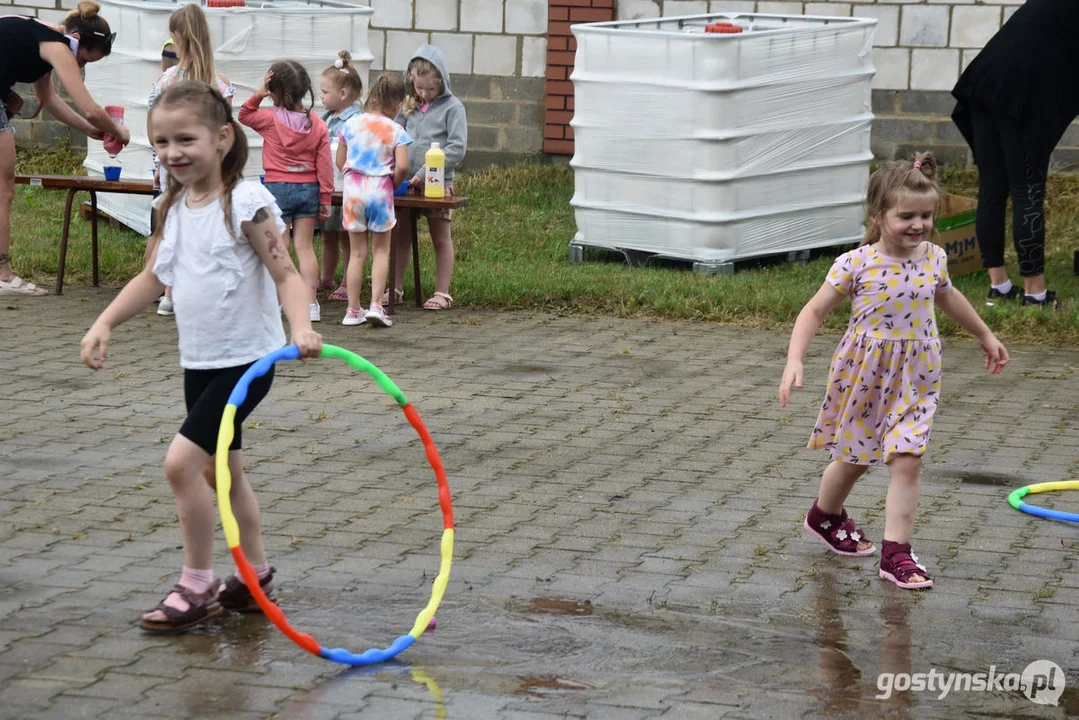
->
xmin=143 ymin=583 xmax=1068 ymax=717
xmin=527 ymin=597 xmax=594 ymax=616
xmin=502 ymin=364 xmax=555 ymax=375
xmin=517 ymin=675 xmax=595 ymax=696
xmin=924 ymin=468 xmax=1021 ymax=487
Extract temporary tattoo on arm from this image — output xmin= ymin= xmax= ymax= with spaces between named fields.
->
xmin=265 ymin=233 xmax=299 ymax=275
xmin=251 ymin=207 xmax=271 ymax=224
xmin=0 ymin=253 xmax=9 ymax=267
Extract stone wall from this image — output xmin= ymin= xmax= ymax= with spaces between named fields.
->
xmin=9 ymin=0 xmax=1079 ymax=170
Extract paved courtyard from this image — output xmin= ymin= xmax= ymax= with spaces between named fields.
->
xmin=1 ymin=288 xmax=1077 ymax=719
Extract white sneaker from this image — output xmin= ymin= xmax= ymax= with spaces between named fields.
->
xmin=157 ymin=297 xmax=175 ymax=316
xmin=341 ymin=307 xmax=367 ymax=326
xmin=364 ymin=302 xmax=393 ymax=327
xmin=309 ymin=303 xmax=321 ymax=322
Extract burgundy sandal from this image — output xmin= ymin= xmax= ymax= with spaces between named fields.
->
xmin=139 ymin=583 xmax=222 ymax=634
xmin=803 ymin=500 xmax=876 ymax=557
xmin=218 ymin=566 xmax=276 ymax=612
xmin=879 ymin=541 xmax=933 ymax=589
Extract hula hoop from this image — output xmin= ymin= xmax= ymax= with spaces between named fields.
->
xmin=215 ymin=344 xmax=454 ymax=665
xmin=1007 ymin=481 xmax=1079 ymax=524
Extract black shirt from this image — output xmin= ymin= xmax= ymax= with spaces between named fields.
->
xmin=0 ymin=16 xmax=68 ymax=97
xmin=952 ymin=0 xmax=1079 ymax=153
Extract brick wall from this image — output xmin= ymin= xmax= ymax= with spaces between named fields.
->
xmin=544 ymin=0 xmax=613 ymax=155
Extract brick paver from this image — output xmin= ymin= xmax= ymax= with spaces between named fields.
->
xmin=1 ymin=288 xmax=1076 ymax=718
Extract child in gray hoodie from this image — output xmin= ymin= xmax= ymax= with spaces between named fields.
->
xmin=388 ymin=44 xmax=467 ymax=311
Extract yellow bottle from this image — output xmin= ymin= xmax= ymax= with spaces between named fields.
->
xmin=424 ymin=142 xmax=445 ymax=199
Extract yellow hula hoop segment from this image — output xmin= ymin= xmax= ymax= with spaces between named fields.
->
xmin=215 ymin=344 xmax=454 ymax=665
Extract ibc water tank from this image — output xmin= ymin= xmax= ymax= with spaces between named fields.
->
xmin=84 ymin=0 xmax=374 ymax=236
xmin=568 ymin=13 xmax=878 ymax=272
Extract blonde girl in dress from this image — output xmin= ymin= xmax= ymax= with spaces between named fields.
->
xmin=778 ymin=152 xmax=1009 ymax=590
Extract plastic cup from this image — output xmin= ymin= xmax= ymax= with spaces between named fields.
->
xmin=104 ymin=105 xmax=124 ymax=123
xmin=395 ymin=181 xmax=409 ymax=196
xmin=103 ymin=165 xmax=121 ymax=181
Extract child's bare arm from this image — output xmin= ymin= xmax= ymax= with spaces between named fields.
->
xmin=935 ymin=286 xmax=990 ymax=338
xmin=80 ymin=245 xmax=166 ymax=370
xmin=336 ymin=142 xmax=347 ymax=172
xmin=936 ymin=287 xmax=1009 ymax=373
xmin=241 ymin=208 xmax=322 ymax=358
xmin=779 ymin=282 xmax=846 ymax=406
xmin=393 ymin=145 xmax=410 ymax=187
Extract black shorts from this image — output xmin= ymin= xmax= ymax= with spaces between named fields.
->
xmin=180 ymin=362 xmax=274 ymax=455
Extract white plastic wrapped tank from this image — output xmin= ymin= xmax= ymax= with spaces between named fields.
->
xmin=84 ymin=0 xmax=374 ymax=236
xmin=568 ymin=13 xmax=878 ymax=271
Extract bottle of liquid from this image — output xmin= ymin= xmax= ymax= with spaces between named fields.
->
xmin=424 ymin=142 xmax=445 ymax=199
xmin=103 ymin=104 xmax=125 ymax=158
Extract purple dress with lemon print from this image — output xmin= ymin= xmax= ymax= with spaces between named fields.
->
xmin=809 ymin=243 xmax=952 ymax=466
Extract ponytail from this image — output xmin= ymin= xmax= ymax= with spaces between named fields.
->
xmin=321 ymin=50 xmax=364 ymax=102
xmin=364 ymin=73 xmax=406 ymax=115
xmin=860 ymin=151 xmax=942 ymax=246
xmin=150 ymin=82 xmax=248 ymax=243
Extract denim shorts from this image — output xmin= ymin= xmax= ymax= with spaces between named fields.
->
xmin=264 ymin=181 xmax=319 ymax=223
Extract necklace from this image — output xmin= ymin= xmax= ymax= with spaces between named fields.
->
xmin=188 ymin=184 xmax=222 ymax=204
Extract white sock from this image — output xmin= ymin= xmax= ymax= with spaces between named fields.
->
xmin=1027 ymin=290 xmax=1047 ymax=301
xmin=991 ymin=280 xmax=1013 ymax=293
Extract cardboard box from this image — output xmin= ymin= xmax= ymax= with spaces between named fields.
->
xmin=934 ymin=194 xmax=982 ymax=278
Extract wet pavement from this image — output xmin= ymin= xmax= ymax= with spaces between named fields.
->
xmin=1 ymin=288 xmax=1077 ymax=719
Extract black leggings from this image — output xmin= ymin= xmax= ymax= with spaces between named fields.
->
xmin=969 ymin=101 xmax=1053 ymax=277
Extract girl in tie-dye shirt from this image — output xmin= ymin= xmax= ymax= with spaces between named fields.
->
xmin=336 ymin=73 xmax=412 ymax=328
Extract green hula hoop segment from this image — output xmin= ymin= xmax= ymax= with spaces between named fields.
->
xmin=215 ymin=344 xmax=455 ymax=665
xmin=1007 ymin=481 xmax=1079 ymax=524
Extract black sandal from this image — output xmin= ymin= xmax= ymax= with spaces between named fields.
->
xmin=139 ymin=583 xmax=222 ymax=634
xmin=218 ymin=566 xmax=276 ymax=612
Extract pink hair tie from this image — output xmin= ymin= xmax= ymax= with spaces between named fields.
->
xmin=913 ymin=161 xmax=922 ymax=169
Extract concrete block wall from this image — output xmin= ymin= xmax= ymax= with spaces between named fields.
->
xmin=620 ymin=0 xmax=1079 ymax=170
xmin=10 ymin=1 xmax=1078 ymax=170
xmin=365 ymin=0 xmax=551 ymax=167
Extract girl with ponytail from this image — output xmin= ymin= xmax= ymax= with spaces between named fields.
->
xmin=81 ymin=81 xmax=322 ymax=634
xmin=779 ymin=152 xmax=1008 ymax=592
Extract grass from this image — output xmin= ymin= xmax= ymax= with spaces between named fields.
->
xmin=11 ymin=146 xmax=1079 ymax=344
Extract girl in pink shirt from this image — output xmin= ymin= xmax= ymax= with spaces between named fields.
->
xmin=239 ymin=60 xmax=334 ymax=322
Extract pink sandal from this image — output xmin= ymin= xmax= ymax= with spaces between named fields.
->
xmin=328 ymin=285 xmax=348 ymax=302
xmin=879 ymin=541 xmax=933 ymax=589
xmin=803 ymin=500 xmax=876 ymax=556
